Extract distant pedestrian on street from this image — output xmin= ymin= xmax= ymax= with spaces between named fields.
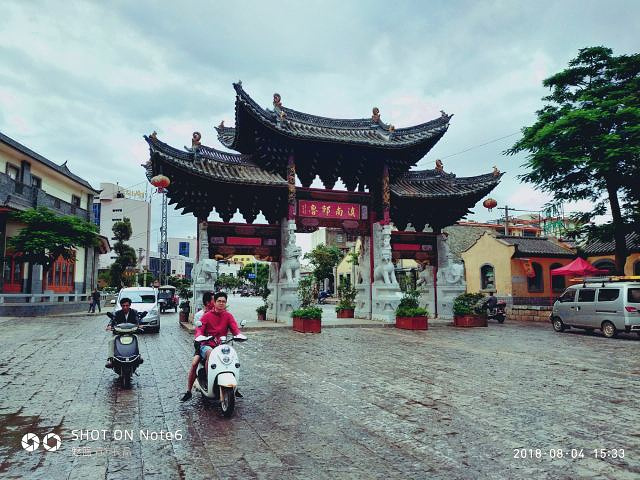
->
xmin=89 ymin=288 xmax=101 ymax=313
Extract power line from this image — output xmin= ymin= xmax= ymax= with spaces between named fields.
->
xmin=438 ymin=131 xmax=520 ymax=160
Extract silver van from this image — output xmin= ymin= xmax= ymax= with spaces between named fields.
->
xmin=550 ymin=278 xmax=640 ymax=338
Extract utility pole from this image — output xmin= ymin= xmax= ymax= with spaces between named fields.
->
xmin=504 ymin=205 xmax=509 ymax=235
xmin=137 ymin=247 xmax=144 ymax=286
xmin=159 ymin=190 xmax=168 ymax=286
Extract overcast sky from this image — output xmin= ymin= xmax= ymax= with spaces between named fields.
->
xmin=1 ymin=0 xmax=638 ymax=251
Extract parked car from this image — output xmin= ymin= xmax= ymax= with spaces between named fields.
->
xmin=112 ymin=287 xmax=161 ymax=333
xmin=550 ymin=277 xmax=640 ymax=338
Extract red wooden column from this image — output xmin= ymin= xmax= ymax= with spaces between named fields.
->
xmin=287 ymin=155 xmax=296 ymax=220
xmin=381 ymin=163 xmax=390 ymax=224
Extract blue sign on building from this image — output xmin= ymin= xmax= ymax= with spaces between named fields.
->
xmin=179 ymin=241 xmax=190 ymax=257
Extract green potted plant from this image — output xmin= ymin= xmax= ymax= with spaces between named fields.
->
xmin=291 ymin=276 xmax=322 ymax=333
xmin=256 ymin=287 xmax=270 ymax=321
xmin=452 ymin=292 xmax=487 ymax=327
xmin=395 ymin=289 xmax=429 ymax=330
xmin=335 ymin=283 xmax=356 ymax=318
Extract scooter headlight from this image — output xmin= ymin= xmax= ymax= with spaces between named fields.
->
xmin=221 ymin=346 xmax=230 ymax=355
xmin=221 ymin=355 xmax=231 ymax=365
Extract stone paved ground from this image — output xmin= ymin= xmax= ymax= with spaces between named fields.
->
xmin=1 ymin=304 xmax=639 ymax=480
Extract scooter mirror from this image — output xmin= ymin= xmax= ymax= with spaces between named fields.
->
xmin=110 ymin=299 xmax=116 ymax=305
xmin=240 ymin=319 xmax=247 ymax=328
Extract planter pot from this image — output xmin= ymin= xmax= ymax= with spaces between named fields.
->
xmin=453 ymin=314 xmax=487 ymax=327
xmin=395 ymin=316 xmax=428 ymax=330
xmin=293 ymin=317 xmax=321 ymax=333
xmin=336 ymin=308 xmax=354 ymax=319
xmin=179 ymin=311 xmax=188 ymax=323
xmin=257 ymin=312 xmax=266 ymax=321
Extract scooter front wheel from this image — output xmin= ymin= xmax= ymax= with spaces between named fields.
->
xmin=219 ymin=386 xmax=235 ymax=417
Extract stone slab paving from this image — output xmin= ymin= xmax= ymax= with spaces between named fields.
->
xmin=0 ymin=304 xmax=639 ymax=479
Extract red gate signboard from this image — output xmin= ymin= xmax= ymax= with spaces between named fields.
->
xmin=390 ymin=232 xmax=437 ymax=262
xmin=207 ymin=223 xmax=280 ymax=262
xmin=295 ymin=188 xmax=370 ymax=234
xmin=298 ymin=200 xmax=362 ymax=220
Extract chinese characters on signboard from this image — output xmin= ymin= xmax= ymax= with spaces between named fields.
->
xmin=298 ymin=200 xmax=362 ymax=220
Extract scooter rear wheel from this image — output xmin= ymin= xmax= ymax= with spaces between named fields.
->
xmin=219 ymin=386 xmax=235 ymax=417
xmin=121 ymin=367 xmax=131 ymax=389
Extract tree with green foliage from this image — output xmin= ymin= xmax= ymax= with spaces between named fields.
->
xmin=238 ymin=262 xmax=269 ymax=290
xmin=8 ymin=207 xmax=99 ymax=284
xmin=216 ymin=273 xmax=244 ymax=291
xmin=167 ymin=275 xmax=192 ymax=298
xmin=303 ymin=243 xmax=343 ymax=286
xmin=110 ymin=218 xmax=136 ymax=287
xmin=506 ymin=46 xmax=640 ymax=274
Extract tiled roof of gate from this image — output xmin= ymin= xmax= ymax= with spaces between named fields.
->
xmin=497 ymin=236 xmax=575 ymax=257
xmin=583 ymin=232 xmax=640 ymax=255
xmin=144 ymin=135 xmax=287 ymax=186
xmin=215 ymin=82 xmax=452 ymax=149
xmin=390 ymin=169 xmax=503 ymax=198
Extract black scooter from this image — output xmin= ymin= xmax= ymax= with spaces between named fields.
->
xmin=106 ymin=312 xmax=146 ymax=388
xmin=476 ymin=300 xmax=507 ymax=323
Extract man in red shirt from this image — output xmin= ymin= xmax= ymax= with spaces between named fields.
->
xmin=181 ymin=291 xmax=246 ymax=402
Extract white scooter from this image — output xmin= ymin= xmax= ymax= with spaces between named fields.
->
xmin=193 ymin=320 xmax=247 ymax=417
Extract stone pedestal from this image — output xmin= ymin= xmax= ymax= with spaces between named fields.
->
xmin=418 ymin=287 xmax=436 ymax=318
xmin=273 ymin=283 xmax=298 ymax=325
xmin=354 ymin=284 xmax=371 ymax=319
xmin=437 ymin=286 xmax=466 ymax=320
xmin=371 ymin=284 xmax=402 ymax=323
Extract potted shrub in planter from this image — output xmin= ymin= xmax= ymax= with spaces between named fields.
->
xmin=291 ymin=276 xmax=322 ymax=333
xmin=395 ymin=289 xmax=429 ymax=330
xmin=335 ymin=283 xmax=356 ymax=319
xmin=178 ymin=300 xmax=190 ymax=323
xmin=256 ymin=288 xmax=270 ymax=321
xmin=256 ymin=304 xmax=267 ymax=321
xmin=453 ymin=292 xmax=487 ymax=327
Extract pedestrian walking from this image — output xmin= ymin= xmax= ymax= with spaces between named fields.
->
xmin=89 ymin=288 xmax=101 ymax=313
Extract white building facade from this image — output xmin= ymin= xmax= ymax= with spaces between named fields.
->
xmin=95 ymin=182 xmax=151 ymax=270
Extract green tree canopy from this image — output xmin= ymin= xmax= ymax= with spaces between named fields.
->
xmin=110 ymin=217 xmax=137 ymax=287
xmin=303 ymin=243 xmax=344 ymax=284
xmin=8 ymin=207 xmax=99 ymax=272
xmin=506 ymin=46 xmax=640 ymax=274
xmin=238 ymin=262 xmax=269 ymax=290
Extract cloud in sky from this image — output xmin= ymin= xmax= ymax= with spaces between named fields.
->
xmin=1 ymin=0 xmax=638 ymax=246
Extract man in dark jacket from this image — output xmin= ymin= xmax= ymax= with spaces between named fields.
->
xmin=105 ymin=297 xmax=140 ymax=368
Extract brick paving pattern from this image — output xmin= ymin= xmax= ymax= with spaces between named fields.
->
xmin=1 ymin=305 xmax=639 ymax=479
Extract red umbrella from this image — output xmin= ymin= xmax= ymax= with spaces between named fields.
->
xmin=550 ymin=257 xmax=608 ymax=276
xmin=549 ymin=257 xmax=608 ymax=304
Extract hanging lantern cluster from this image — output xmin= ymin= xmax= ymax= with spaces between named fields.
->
xmin=483 ymin=198 xmax=497 ymax=211
xmin=151 ymin=174 xmax=170 ymax=193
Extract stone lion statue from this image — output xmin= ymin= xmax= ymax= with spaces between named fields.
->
xmin=279 ymin=244 xmax=301 ymax=284
xmin=192 ymin=259 xmax=217 ymax=285
xmin=416 ymin=263 xmax=434 ymax=288
xmin=373 ymin=253 xmax=397 ymax=285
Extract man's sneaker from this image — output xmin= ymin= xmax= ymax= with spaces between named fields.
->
xmin=180 ymin=391 xmax=192 ymax=402
xmin=105 ymin=361 xmax=113 ymax=369
xmin=235 ymin=390 xmax=243 ymax=398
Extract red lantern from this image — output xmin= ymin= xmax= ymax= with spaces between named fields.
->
xmin=483 ymin=198 xmax=497 ymax=211
xmin=151 ymin=174 xmax=170 ymax=192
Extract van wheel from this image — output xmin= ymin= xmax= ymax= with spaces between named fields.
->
xmin=602 ymin=321 xmax=617 ymax=338
xmin=552 ymin=317 xmax=565 ymax=332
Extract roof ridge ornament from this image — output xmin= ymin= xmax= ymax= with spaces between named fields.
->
xmin=371 ymin=107 xmax=381 ymax=124
xmin=273 ymin=93 xmax=286 ymax=121
xmin=192 ymin=131 xmax=202 ymax=148
xmin=150 ymin=131 xmax=157 ymax=139
xmin=493 ymin=165 xmax=501 ymax=176
xmin=435 ymin=159 xmax=444 ymax=173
